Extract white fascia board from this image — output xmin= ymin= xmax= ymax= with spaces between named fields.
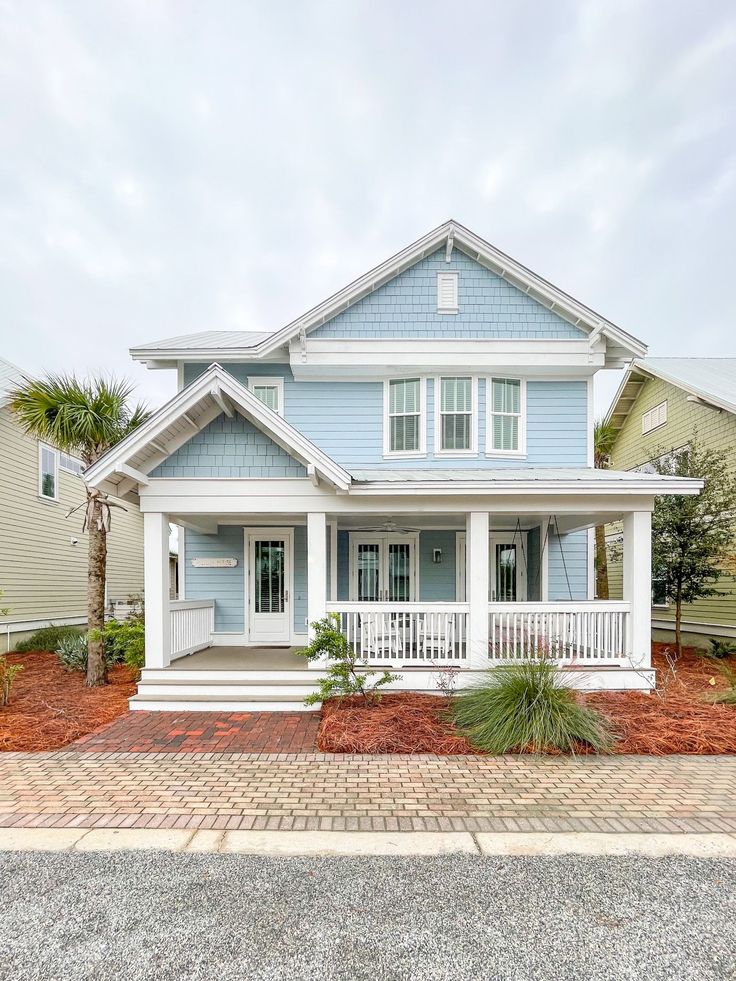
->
xmin=85 ymin=364 xmax=352 ymax=492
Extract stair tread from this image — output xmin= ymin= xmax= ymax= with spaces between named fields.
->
xmin=131 ymin=692 xmax=309 ymax=703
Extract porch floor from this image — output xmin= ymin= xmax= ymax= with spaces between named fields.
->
xmin=169 ymin=647 xmax=306 ymax=671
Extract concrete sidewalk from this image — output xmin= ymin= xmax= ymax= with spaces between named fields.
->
xmin=1 ymin=750 xmax=735 ymax=835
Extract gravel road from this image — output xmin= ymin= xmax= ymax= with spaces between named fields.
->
xmin=1 ymin=851 xmax=734 ymax=980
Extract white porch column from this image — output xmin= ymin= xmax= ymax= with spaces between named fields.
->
xmin=144 ymin=511 xmax=171 ymax=669
xmin=307 ymin=512 xmax=327 ymax=642
xmin=467 ymin=511 xmax=490 ymax=669
xmin=623 ymin=510 xmax=652 ymax=668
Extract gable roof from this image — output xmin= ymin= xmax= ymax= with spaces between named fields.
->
xmin=607 ymin=357 xmax=736 ymax=435
xmin=84 ymin=363 xmax=352 ymax=496
xmin=131 ymin=220 xmax=647 ymax=363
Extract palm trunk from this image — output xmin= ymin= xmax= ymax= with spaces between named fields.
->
xmin=594 ymin=525 xmax=609 ymax=600
xmin=86 ymin=500 xmax=108 ymax=687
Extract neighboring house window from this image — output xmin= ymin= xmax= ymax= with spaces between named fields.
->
xmin=437 ymin=376 xmax=475 ymax=453
xmin=39 ymin=444 xmax=58 ymax=500
xmin=489 ymin=378 xmax=525 ymax=455
xmin=248 ymin=377 xmax=284 ymax=416
xmin=59 ymin=452 xmax=83 ymax=476
xmin=652 ymin=577 xmax=669 ymax=608
xmin=642 ymin=400 xmax=667 ymax=435
xmin=385 ymin=378 xmax=424 ymax=455
xmin=436 ymin=272 xmax=458 ymax=313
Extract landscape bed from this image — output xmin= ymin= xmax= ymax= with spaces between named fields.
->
xmin=317 ymin=645 xmax=736 ymax=756
xmin=0 ymin=650 xmax=136 ymax=752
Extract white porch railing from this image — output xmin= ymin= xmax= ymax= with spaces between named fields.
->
xmin=488 ymin=601 xmax=630 ymax=664
xmin=170 ymin=599 xmax=215 ymax=660
xmin=325 ymin=602 xmax=469 ymax=663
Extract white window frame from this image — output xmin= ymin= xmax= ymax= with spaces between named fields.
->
xmin=486 ymin=377 xmax=527 ymax=457
xmin=436 ymin=272 xmax=458 ymax=313
xmin=642 ymin=400 xmax=667 ymax=435
xmin=59 ymin=452 xmax=83 ymax=476
xmin=38 ymin=443 xmax=59 ymax=502
xmin=383 ymin=377 xmax=427 ymax=458
xmin=434 ymin=376 xmax=478 ymax=456
xmin=247 ymin=376 xmax=284 ymax=417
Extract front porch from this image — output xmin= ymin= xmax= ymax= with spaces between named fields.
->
xmin=134 ymin=506 xmax=655 ymax=709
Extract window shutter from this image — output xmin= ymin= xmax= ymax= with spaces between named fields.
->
xmin=437 ymin=273 xmax=458 ymax=312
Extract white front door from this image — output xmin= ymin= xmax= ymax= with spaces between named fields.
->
xmin=490 ymin=534 xmax=528 ymax=602
xmin=351 ymin=534 xmax=417 ymax=602
xmin=247 ymin=532 xmax=292 ymax=643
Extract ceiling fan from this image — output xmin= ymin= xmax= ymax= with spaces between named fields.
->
xmin=352 ymin=518 xmax=422 ymax=535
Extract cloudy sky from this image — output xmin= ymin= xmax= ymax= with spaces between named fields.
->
xmin=2 ymin=0 xmax=735 ymax=414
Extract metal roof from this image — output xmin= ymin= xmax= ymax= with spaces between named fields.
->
xmin=350 ymin=467 xmax=685 ymax=483
xmin=0 ymin=356 xmax=26 ymax=407
xmin=132 ymin=330 xmax=272 ymax=353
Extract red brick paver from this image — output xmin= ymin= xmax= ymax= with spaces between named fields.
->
xmin=1 ymin=752 xmax=735 ymax=835
xmin=71 ymin=711 xmax=319 ymax=754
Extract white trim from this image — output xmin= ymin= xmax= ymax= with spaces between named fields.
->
xmin=485 ymin=377 xmax=527 ymax=457
xmin=131 ymin=221 xmax=647 ymax=364
xmin=329 ymin=520 xmax=338 ymax=602
xmin=244 ymin=527 xmax=295 ymax=644
xmin=383 ymin=376 xmax=427 ymax=458
xmin=652 ymin=617 xmax=736 ymax=638
xmin=434 ymin=376 xmax=478 ymax=457
xmin=38 ymin=442 xmax=59 ymax=501
xmin=456 ymin=532 xmax=466 ymax=602
xmin=178 ymin=525 xmax=186 ymax=600
xmin=587 ymin=527 xmax=595 ymax=600
xmin=247 ymin=376 xmax=285 ymax=417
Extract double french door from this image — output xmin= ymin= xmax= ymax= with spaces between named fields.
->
xmin=351 ymin=534 xmax=417 ymax=602
xmin=456 ymin=532 xmax=528 ymax=602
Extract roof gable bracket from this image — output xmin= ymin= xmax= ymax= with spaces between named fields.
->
xmin=445 ymin=229 xmax=454 ymax=262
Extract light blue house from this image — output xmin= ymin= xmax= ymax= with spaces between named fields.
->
xmin=87 ymin=221 xmax=699 ymax=709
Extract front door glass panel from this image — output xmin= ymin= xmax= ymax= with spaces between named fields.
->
xmin=255 ymin=540 xmax=285 ymax=613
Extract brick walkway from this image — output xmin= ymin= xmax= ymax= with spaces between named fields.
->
xmin=1 ymin=752 xmax=734 ymax=834
xmin=71 ymin=712 xmax=319 ymax=754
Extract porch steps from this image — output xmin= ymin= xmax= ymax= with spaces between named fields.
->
xmin=130 ymin=670 xmax=324 ymax=712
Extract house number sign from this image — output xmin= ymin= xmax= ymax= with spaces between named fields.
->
xmin=191 ymin=557 xmax=238 ymax=568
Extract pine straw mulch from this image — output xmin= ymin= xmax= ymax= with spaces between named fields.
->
xmin=316 ymin=644 xmax=736 ymax=756
xmin=0 ymin=650 xmax=136 ymax=752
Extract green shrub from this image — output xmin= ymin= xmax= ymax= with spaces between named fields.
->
xmin=55 ymin=633 xmax=88 ymax=672
xmin=706 ymin=639 xmax=736 ymax=659
xmin=298 ymin=613 xmax=401 ymax=706
xmin=451 ymin=660 xmax=615 ymax=755
xmin=0 ymin=655 xmax=23 ymax=706
xmin=14 ymin=624 xmax=84 ymax=654
xmin=103 ymin=618 xmax=145 ymax=677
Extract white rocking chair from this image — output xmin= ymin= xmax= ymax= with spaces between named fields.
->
xmin=418 ymin=615 xmax=456 ymax=659
xmin=361 ymin=614 xmax=403 ymax=660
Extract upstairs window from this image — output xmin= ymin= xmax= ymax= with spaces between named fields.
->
xmin=642 ymin=400 xmax=667 ymax=435
xmin=248 ymin=377 xmax=284 ymax=416
xmin=437 ymin=272 xmax=458 ymax=313
xmin=39 ymin=444 xmax=58 ymax=500
xmin=59 ymin=452 xmax=83 ymax=476
xmin=489 ymin=378 xmax=524 ymax=455
xmin=386 ymin=378 xmax=423 ymax=455
xmin=438 ymin=377 xmax=474 ymax=453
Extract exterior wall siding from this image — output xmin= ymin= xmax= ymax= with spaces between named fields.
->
xmin=607 ymin=375 xmax=736 ymax=635
xmin=183 ymin=364 xmax=589 ymax=470
xmin=548 ymin=530 xmax=588 ymax=601
xmin=310 ymin=248 xmax=586 ymax=340
xmin=0 ymin=407 xmax=144 ymax=646
xmin=151 ymin=413 xmax=306 ymax=479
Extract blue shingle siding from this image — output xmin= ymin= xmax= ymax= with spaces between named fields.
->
xmin=184 ymin=526 xmax=244 ymax=632
xmin=310 ymin=248 xmax=586 ymax=340
xmin=548 ymin=530 xmax=588 ymax=601
xmin=150 ymin=413 xmax=307 ymax=478
xmin=183 ymin=365 xmax=588 ymax=470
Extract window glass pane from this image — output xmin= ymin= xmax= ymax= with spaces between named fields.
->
xmin=441 ymin=377 xmax=471 ymax=413
xmin=496 ymin=544 xmax=518 ymax=602
xmin=388 ymin=543 xmax=411 ymax=601
xmin=391 ymin=415 xmax=419 ymax=453
xmin=493 ymin=415 xmax=518 ymax=452
xmin=442 ymin=414 xmax=470 ymax=450
xmin=389 ymin=379 xmax=419 ymax=414
xmin=357 ymin=544 xmax=380 ymax=601
xmin=59 ymin=453 xmax=83 ymax=475
xmin=255 ymin=540 xmax=285 ymax=613
xmin=492 ymin=379 xmax=520 ymax=414
xmin=253 ymin=385 xmax=278 ymax=412
xmin=40 ymin=447 xmax=56 ymax=498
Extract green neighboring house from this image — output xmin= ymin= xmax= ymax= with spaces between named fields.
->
xmin=605 ymin=357 xmax=736 ymax=644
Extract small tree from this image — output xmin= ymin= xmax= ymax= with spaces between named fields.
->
xmin=298 ymin=614 xmax=401 ymax=706
xmin=651 ymin=442 xmax=736 ymax=655
xmin=10 ymin=375 xmax=148 ymax=687
xmin=593 ymin=419 xmax=618 ymax=599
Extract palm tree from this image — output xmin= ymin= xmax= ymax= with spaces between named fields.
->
xmin=10 ymin=375 xmax=148 ymax=686
xmin=593 ymin=419 xmax=618 ymax=600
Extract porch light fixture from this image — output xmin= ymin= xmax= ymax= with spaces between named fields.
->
xmin=433 ymin=548 xmax=442 ymax=564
